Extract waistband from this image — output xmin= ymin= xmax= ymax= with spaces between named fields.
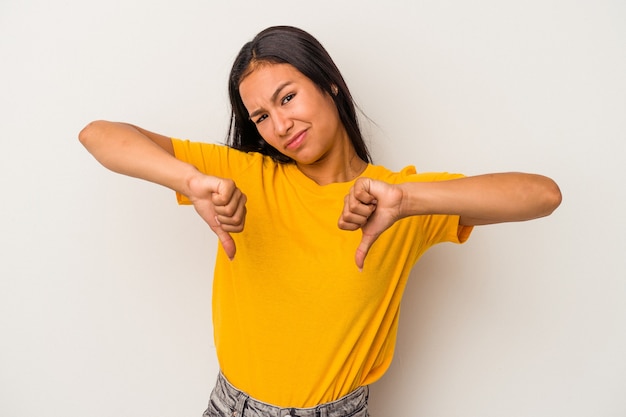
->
xmin=206 ymin=372 xmax=369 ymax=417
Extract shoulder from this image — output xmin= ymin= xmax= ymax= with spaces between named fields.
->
xmin=366 ymin=164 xmax=465 ymax=183
xmin=171 ymin=138 xmax=277 ymax=177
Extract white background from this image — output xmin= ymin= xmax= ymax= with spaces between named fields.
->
xmin=1 ymin=1 xmax=625 ymax=416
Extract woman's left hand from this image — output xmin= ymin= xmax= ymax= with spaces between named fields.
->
xmin=338 ymin=178 xmax=404 ymax=270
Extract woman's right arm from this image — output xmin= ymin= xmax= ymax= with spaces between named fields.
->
xmin=78 ymin=120 xmax=246 ymax=259
xmin=78 ymin=120 xmax=196 ymax=193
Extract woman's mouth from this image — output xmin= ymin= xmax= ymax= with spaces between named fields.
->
xmin=285 ymin=130 xmax=307 ymax=151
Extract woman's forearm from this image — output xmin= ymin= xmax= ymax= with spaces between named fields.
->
xmin=398 ymin=173 xmax=562 ymax=226
xmin=78 ymin=120 xmax=199 ymax=196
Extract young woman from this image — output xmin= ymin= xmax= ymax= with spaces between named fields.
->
xmin=79 ymin=26 xmax=561 ymax=417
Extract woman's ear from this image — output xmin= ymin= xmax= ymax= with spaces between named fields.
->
xmin=331 ymin=84 xmax=339 ymax=96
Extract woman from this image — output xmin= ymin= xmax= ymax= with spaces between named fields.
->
xmin=79 ymin=26 xmax=561 ymax=417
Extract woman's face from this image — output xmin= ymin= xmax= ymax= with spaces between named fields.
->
xmin=238 ymin=63 xmax=348 ymax=166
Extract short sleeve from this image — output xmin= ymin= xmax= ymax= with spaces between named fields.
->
xmin=171 ymin=138 xmax=258 ymax=205
xmin=398 ymin=165 xmax=473 ymax=247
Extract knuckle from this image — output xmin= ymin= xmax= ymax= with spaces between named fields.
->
xmin=221 ymin=205 xmax=236 ymax=217
xmin=212 ymin=193 xmax=226 ymax=205
xmin=348 ymin=199 xmax=361 ymax=211
xmin=230 ymin=208 xmax=247 ymax=225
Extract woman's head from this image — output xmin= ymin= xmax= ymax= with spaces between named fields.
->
xmin=227 ymin=26 xmax=371 ymax=164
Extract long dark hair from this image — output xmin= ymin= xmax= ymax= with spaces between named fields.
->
xmin=226 ymin=26 xmax=371 ymax=164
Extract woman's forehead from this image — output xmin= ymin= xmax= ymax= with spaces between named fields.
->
xmin=240 ymin=62 xmax=300 ymax=85
xmin=239 ymin=63 xmax=305 ymax=99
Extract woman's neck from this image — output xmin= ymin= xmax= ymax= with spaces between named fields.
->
xmin=296 ymin=147 xmax=368 ymax=186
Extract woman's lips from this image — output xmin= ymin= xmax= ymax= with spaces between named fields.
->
xmin=285 ymin=130 xmax=307 ymax=151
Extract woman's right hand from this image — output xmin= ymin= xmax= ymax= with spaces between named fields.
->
xmin=187 ymin=174 xmax=247 ymax=260
xmin=79 ymin=120 xmax=247 ymax=260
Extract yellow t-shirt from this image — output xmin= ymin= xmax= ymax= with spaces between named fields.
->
xmin=172 ymin=139 xmax=472 ymax=407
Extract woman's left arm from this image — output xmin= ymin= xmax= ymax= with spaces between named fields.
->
xmin=339 ymin=172 xmax=561 ymax=268
xmin=401 ymin=172 xmax=562 ymax=226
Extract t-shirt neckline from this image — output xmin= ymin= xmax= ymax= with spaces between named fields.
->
xmin=283 ymin=163 xmax=376 ymax=193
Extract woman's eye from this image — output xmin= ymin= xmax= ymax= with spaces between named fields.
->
xmin=281 ymin=94 xmax=294 ymax=105
xmin=255 ymin=114 xmax=267 ymax=124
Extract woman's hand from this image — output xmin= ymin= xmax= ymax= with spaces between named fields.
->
xmin=338 ymin=178 xmax=404 ymax=270
xmin=79 ymin=121 xmax=248 ymax=260
xmin=187 ymin=174 xmax=247 ymax=261
xmin=339 ymin=172 xmax=562 ymax=269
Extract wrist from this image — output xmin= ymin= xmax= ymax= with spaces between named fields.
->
xmin=397 ymin=182 xmax=428 ymax=218
xmin=180 ymin=165 xmax=207 ymax=200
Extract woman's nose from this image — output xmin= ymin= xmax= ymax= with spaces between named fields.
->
xmin=273 ymin=110 xmax=294 ymax=137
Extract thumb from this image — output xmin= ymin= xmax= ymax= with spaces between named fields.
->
xmin=355 ymin=231 xmax=379 ymax=270
xmin=211 ymin=218 xmax=237 ymax=261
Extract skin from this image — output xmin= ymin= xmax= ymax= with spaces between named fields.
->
xmin=239 ymin=62 xmax=368 ymax=185
xmin=339 ymin=174 xmax=562 ymax=269
xmin=78 ymin=121 xmax=246 ymax=260
xmin=79 ymin=62 xmax=562 ymax=268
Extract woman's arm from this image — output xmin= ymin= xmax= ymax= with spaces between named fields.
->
xmin=398 ymin=172 xmax=562 ymax=226
xmin=338 ymin=173 xmax=562 ymax=268
xmin=79 ymin=120 xmax=193 ymax=192
xmin=78 ymin=120 xmax=246 ymax=259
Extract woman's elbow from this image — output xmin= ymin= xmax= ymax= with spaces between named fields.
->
xmin=540 ymin=177 xmax=562 ymax=217
xmin=78 ymin=120 xmax=107 ymax=148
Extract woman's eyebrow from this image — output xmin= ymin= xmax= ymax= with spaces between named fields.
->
xmin=248 ymin=81 xmax=293 ymax=119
